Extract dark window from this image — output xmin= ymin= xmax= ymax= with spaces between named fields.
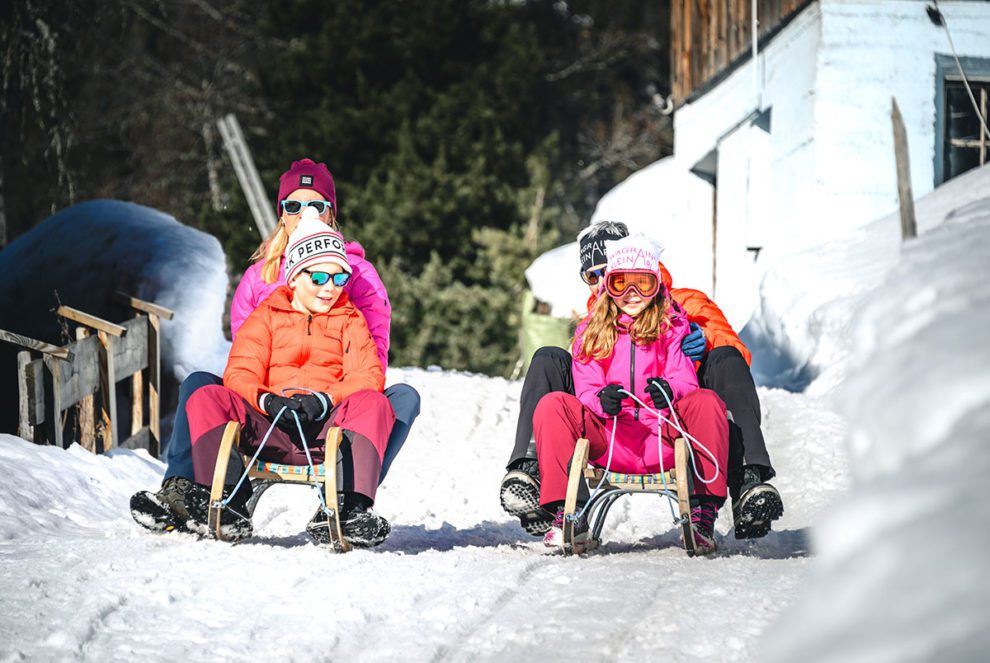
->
xmin=935 ymin=55 xmax=990 ymax=185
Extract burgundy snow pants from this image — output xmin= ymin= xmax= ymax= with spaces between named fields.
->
xmin=533 ymin=390 xmax=729 ymax=507
xmin=187 ymin=386 xmax=395 ymax=502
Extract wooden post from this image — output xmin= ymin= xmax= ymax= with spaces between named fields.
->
xmin=76 ymin=328 xmax=97 ymax=453
xmin=147 ymin=313 xmax=161 ymax=458
xmin=131 ymin=369 xmax=143 ymax=437
xmin=217 ymin=113 xmax=276 ymax=238
xmin=16 ymin=351 xmax=33 ymax=440
xmin=891 ymin=98 xmax=917 ymax=240
xmin=44 ymin=356 xmax=64 ymax=448
xmin=97 ymin=330 xmax=118 ymax=451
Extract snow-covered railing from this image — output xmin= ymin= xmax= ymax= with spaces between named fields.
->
xmin=0 ymin=293 xmax=174 ymax=456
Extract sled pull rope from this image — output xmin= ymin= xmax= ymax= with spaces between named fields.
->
xmin=619 ymin=388 xmax=721 ymax=487
xmin=221 ymin=387 xmax=332 ymax=516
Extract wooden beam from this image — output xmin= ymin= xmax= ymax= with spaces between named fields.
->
xmin=148 ymin=313 xmax=161 ymax=458
xmin=891 ymin=98 xmax=917 ymax=240
xmin=43 ymin=356 xmax=64 ymax=448
xmin=17 ymin=351 xmax=34 ymax=440
xmin=0 ymin=329 xmax=72 ymax=360
xmin=98 ymin=330 xmax=119 ymax=451
xmin=76 ymin=328 xmax=97 ymax=453
xmin=56 ymin=306 xmax=127 ymax=337
xmin=114 ymin=291 xmax=175 ymax=320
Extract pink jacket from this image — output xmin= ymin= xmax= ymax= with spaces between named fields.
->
xmin=230 ymin=241 xmax=391 ymax=371
xmin=571 ymin=307 xmax=698 ymax=473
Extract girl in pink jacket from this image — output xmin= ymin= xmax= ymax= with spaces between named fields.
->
xmin=532 ymin=234 xmax=729 ymax=554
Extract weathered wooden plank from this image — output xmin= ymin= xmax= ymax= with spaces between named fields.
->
xmin=24 ymin=358 xmax=45 ymax=428
xmin=56 ymin=306 xmax=127 ymax=337
xmin=54 ymin=334 xmax=100 ymax=410
xmin=76 ymin=328 xmax=97 ymax=453
xmin=17 ymin=351 xmax=34 ymax=440
xmin=115 ymin=316 xmax=149 ymax=377
xmin=44 ymin=356 xmax=65 ymax=448
xmin=0 ymin=329 xmax=72 ymax=359
xmin=891 ymin=98 xmax=917 ymax=240
xmin=131 ymin=369 xmax=143 ymax=437
xmin=114 ymin=291 xmax=175 ymax=320
xmin=98 ymin=330 xmax=119 ymax=451
xmin=148 ymin=314 xmax=161 ymax=458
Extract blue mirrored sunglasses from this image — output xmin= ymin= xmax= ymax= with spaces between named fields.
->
xmin=302 ymin=269 xmax=350 ymax=287
xmin=581 ymin=267 xmax=606 ymax=286
xmin=281 ymin=199 xmax=333 ymax=215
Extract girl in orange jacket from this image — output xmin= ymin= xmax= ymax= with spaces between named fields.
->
xmin=182 ymin=215 xmax=395 ymax=547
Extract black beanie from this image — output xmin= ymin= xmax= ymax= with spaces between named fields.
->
xmin=578 ymin=221 xmax=630 ymax=273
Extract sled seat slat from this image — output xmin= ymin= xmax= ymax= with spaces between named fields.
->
xmin=248 ymin=459 xmax=326 ymax=482
xmin=583 ymin=468 xmax=678 ymax=491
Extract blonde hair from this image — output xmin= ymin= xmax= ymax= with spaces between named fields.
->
xmin=250 ymin=211 xmax=338 ymax=284
xmin=577 ymin=291 xmax=675 ymax=361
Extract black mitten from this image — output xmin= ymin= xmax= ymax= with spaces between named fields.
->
xmin=597 ymin=384 xmax=626 ymax=416
xmin=294 ymin=393 xmax=332 ymax=423
xmin=645 ymin=377 xmax=674 ymax=410
xmin=262 ymin=394 xmax=303 ymax=431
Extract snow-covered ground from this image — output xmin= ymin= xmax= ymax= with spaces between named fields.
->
xmin=0 ymin=373 xmax=843 ymax=662
xmin=2 ymin=165 xmax=989 ymax=659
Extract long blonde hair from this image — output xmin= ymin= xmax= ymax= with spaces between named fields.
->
xmin=577 ymin=290 xmax=675 ymax=361
xmin=250 ymin=211 xmax=338 ymax=284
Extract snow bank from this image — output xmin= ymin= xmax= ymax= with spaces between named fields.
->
xmin=744 ymin=163 xmax=990 ymax=392
xmin=760 ymin=175 xmax=990 ymax=660
xmin=0 ymin=200 xmax=230 ymax=386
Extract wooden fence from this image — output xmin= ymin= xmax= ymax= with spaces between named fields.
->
xmin=0 ymin=292 xmax=174 ymax=456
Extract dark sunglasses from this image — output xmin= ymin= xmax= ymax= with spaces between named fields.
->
xmin=302 ymin=268 xmax=350 ymax=287
xmin=281 ymin=199 xmax=333 ymax=215
xmin=581 ymin=267 xmax=606 ymax=286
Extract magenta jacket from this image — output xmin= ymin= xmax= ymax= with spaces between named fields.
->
xmin=230 ymin=241 xmax=391 ymax=371
xmin=571 ymin=307 xmax=698 ymax=473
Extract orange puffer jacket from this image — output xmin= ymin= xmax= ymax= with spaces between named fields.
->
xmin=660 ymin=262 xmax=751 ymax=366
xmin=585 ymin=261 xmax=751 ymax=366
xmin=224 ymin=286 xmax=385 ymax=411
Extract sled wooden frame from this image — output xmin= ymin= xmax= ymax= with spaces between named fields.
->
xmin=208 ymin=421 xmax=351 ymax=552
xmin=562 ymin=436 xmax=696 ymax=556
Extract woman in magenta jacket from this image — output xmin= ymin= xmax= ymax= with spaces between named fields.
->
xmin=533 ymin=234 xmax=729 ymax=554
xmin=130 ymin=159 xmax=420 ymax=535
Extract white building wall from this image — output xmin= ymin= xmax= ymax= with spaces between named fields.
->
xmin=813 ymin=0 xmax=990 ymax=239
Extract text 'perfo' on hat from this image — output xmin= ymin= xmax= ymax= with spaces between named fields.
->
xmin=284 ymin=209 xmax=350 ymax=284
xmin=277 ymin=158 xmax=336 ymax=217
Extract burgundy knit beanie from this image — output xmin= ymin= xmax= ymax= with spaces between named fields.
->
xmin=276 ymin=159 xmax=336 ymax=217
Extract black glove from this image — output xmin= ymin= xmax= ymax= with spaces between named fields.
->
xmin=293 ymin=393 xmax=332 ymax=424
xmin=645 ymin=377 xmax=674 ymax=410
xmin=262 ymin=394 xmax=303 ymax=431
xmin=597 ymin=383 xmax=626 ymax=416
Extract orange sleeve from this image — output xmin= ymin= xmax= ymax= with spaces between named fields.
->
xmin=670 ymin=288 xmax=752 ymax=366
xmin=223 ymin=306 xmax=273 ymax=411
xmin=326 ymin=309 xmax=385 ymax=404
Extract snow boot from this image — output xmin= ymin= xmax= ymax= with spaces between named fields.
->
xmin=184 ymin=482 xmax=254 ymax=541
xmin=308 ymin=493 xmax=390 ymax=548
xmin=731 ymin=466 xmax=784 ymax=540
xmin=129 ymin=476 xmax=195 ymax=534
xmin=500 ymin=459 xmax=553 ymax=536
xmin=543 ymin=505 xmax=589 ymax=552
xmin=685 ymin=500 xmax=719 ymax=556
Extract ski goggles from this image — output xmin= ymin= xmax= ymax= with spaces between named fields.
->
xmin=302 ymin=268 xmax=350 ymax=288
xmin=580 ymin=267 xmax=606 ymax=286
xmin=280 ymin=199 xmax=334 ymax=215
xmin=604 ymin=270 xmax=660 ymax=299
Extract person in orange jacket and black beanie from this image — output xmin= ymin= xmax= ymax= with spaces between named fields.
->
xmin=500 ymin=220 xmax=783 ymax=540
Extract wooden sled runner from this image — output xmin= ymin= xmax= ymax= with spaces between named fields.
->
xmin=562 ymin=436 xmax=698 ymax=556
xmin=208 ymin=421 xmax=351 ymax=552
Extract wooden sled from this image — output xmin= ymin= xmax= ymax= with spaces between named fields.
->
xmin=208 ymin=421 xmax=350 ymax=552
xmin=562 ymin=436 xmax=697 ymax=556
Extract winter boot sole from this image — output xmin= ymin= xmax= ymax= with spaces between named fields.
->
xmin=500 ymin=470 xmax=552 ymax=537
xmin=733 ymin=484 xmax=784 ymax=540
xmin=184 ymin=487 xmax=254 ymax=542
xmin=129 ymin=491 xmax=193 ymax=534
xmin=338 ymin=514 xmax=391 ymax=548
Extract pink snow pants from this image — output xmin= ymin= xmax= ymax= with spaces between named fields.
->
xmin=187 ymin=386 xmax=394 ymax=502
xmin=533 ymin=390 xmax=729 ymax=507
